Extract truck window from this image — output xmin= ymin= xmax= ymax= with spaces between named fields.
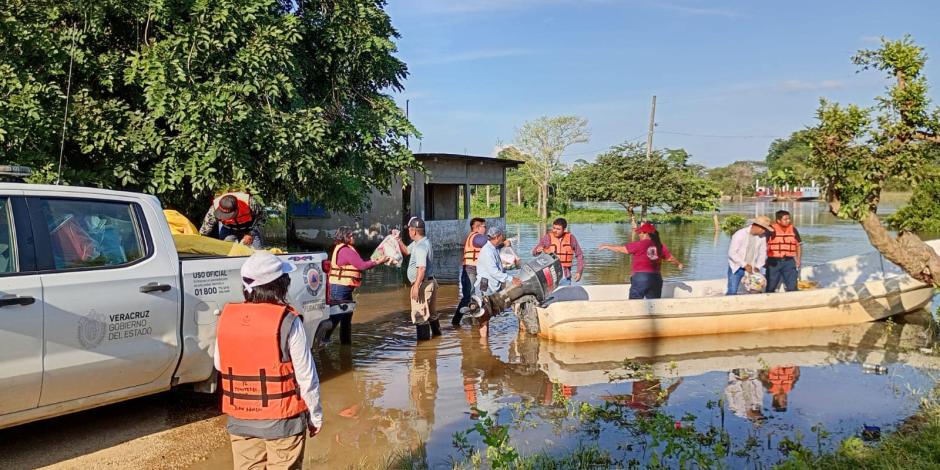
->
xmin=0 ymin=198 xmax=14 ymax=273
xmin=36 ymin=198 xmax=146 ymax=270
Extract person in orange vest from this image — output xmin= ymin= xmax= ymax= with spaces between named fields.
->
xmin=214 ymin=251 xmax=323 ymax=469
xmin=531 ymin=218 xmax=584 ymax=284
xmin=766 ymin=210 xmax=803 ymax=293
xmin=454 ymin=218 xmax=488 ymax=326
xmin=324 ymin=227 xmax=389 ymax=345
xmin=760 ymin=365 xmax=801 ymax=412
xmin=199 ymin=191 xmax=266 ymax=248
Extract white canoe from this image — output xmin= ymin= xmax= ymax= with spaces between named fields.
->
xmin=536 ymin=315 xmax=940 ymax=386
xmin=537 ymin=240 xmax=939 ymax=343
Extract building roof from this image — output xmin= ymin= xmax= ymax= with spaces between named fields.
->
xmin=414 ymin=153 xmax=523 ymax=168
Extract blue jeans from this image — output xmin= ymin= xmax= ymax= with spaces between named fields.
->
xmin=629 ymin=272 xmax=663 ymax=299
xmin=456 ymin=266 xmax=477 ymax=312
xmin=329 ymin=284 xmax=356 ymax=304
xmin=218 ymin=225 xmax=263 ymax=249
xmin=727 ymin=267 xmax=746 ymax=295
xmin=766 ymin=257 xmax=798 ymax=292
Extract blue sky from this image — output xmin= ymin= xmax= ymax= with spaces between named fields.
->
xmin=385 ymin=0 xmax=940 ymax=168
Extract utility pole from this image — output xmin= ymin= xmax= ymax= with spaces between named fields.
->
xmin=405 ymin=99 xmax=410 ymax=149
xmin=646 ymin=95 xmax=657 ymax=159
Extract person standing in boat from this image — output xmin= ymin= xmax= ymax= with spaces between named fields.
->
xmin=726 ymin=216 xmax=772 ymax=295
xmin=532 ymin=217 xmax=584 ymax=284
xmin=765 ymin=210 xmax=803 ymax=293
xmin=598 ymin=222 xmax=683 ymax=299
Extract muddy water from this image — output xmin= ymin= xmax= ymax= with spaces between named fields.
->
xmin=189 ymin=200 xmax=939 ymax=468
xmin=3 ymin=200 xmax=938 ymax=469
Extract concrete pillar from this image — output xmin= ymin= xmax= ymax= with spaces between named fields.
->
xmin=500 ymin=184 xmax=507 ymax=218
xmin=463 ymin=182 xmax=471 ymax=220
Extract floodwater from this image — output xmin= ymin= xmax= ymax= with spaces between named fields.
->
xmin=3 ymin=200 xmax=939 ymax=469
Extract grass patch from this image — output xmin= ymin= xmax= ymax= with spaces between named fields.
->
xmin=497 ymin=203 xmax=709 ymax=225
xmin=776 ymin=401 xmax=940 ymax=470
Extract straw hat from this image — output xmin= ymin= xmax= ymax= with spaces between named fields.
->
xmin=751 ymin=215 xmax=774 ymax=231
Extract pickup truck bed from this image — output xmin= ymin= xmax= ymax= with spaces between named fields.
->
xmin=0 ymin=183 xmax=328 ymax=429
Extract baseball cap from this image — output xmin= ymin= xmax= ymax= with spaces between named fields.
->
xmin=241 ymin=251 xmax=296 ymax=293
xmin=634 ymin=222 xmax=657 ymax=234
xmin=214 ymin=195 xmax=239 ymax=220
xmin=486 ymin=227 xmax=504 ymax=239
xmin=407 ymin=217 xmax=426 ymax=229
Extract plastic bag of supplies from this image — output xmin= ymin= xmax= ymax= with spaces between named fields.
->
xmin=371 ymin=229 xmax=403 ymax=266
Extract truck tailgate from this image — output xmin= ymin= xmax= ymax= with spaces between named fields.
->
xmin=174 ymin=253 xmax=328 ymax=386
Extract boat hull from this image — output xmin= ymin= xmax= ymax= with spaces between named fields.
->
xmin=536 ymin=241 xmax=938 ymax=343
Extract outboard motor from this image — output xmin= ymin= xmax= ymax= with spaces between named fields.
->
xmin=483 ymin=253 xmax=563 ymax=334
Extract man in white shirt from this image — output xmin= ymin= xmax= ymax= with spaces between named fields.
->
xmin=727 ymin=215 xmax=772 ymax=295
xmin=472 ymin=227 xmax=522 ymax=337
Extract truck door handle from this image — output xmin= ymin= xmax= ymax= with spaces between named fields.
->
xmin=0 ymin=295 xmax=36 ymax=307
xmin=140 ymin=283 xmax=172 ymax=293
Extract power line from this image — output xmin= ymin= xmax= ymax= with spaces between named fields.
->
xmin=657 ymin=130 xmax=782 ymax=139
xmin=561 ymin=133 xmax=647 ymax=158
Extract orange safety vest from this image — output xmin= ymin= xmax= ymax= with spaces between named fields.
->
xmin=217 ymin=303 xmax=308 ymax=420
xmin=463 ymin=233 xmax=482 ymax=266
xmin=213 ymin=192 xmax=254 ymax=230
xmin=767 ymin=223 xmax=799 ymax=258
xmin=545 ymin=232 xmax=574 ymax=267
xmin=329 ymin=244 xmax=362 ymax=287
xmin=766 ymin=366 xmax=798 ymax=395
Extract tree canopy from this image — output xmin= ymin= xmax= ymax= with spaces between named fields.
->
xmin=706 ymin=160 xmax=764 ymax=201
xmin=0 ymin=0 xmax=418 ymax=215
xmin=564 ymin=142 xmax=719 ymax=222
xmin=808 ymin=36 xmax=940 ymax=286
xmin=506 ymin=116 xmax=590 ymax=220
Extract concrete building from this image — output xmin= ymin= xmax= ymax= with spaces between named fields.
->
xmin=288 ymin=153 xmax=522 ymax=280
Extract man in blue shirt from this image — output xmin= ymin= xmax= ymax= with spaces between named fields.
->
xmin=473 ymin=227 xmax=521 ymax=338
xmin=396 ymin=217 xmax=439 ymax=341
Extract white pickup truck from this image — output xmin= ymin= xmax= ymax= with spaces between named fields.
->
xmin=0 ymin=183 xmax=329 ymax=429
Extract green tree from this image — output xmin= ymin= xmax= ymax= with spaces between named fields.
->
xmin=706 ymin=160 xmax=764 ymax=201
xmin=563 ymin=142 xmax=718 ymax=223
xmin=0 ymin=0 xmax=418 ymax=217
xmin=808 ymin=36 xmax=940 ymax=285
xmin=509 ymin=116 xmax=590 ymax=220
xmin=766 ymin=130 xmax=816 ymax=183
xmin=658 ymin=149 xmax=721 ymax=215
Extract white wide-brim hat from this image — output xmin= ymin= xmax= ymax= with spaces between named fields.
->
xmin=241 ymin=251 xmax=296 ymax=293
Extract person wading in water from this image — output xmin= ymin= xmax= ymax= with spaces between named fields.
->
xmin=324 ymin=226 xmax=390 ymax=346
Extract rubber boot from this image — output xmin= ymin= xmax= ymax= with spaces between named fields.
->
xmin=339 ymin=312 xmax=354 ymax=345
xmin=451 ymin=310 xmax=464 ymax=327
xmin=416 ymin=323 xmax=432 ymax=341
xmin=430 ymin=319 xmax=442 ymax=337
xmin=323 ymin=314 xmax=342 ymax=343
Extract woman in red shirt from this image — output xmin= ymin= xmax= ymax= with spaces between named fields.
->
xmin=599 ymin=222 xmax=683 ymax=299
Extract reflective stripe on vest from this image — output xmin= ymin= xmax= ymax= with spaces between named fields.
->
xmin=329 ymin=244 xmax=362 ymax=287
xmin=213 ymin=192 xmax=254 ymax=231
xmin=547 ymin=232 xmax=574 ymax=267
xmin=463 ymin=233 xmax=481 ymax=266
xmin=767 ymin=223 xmax=798 ymax=258
xmin=217 ymin=303 xmax=308 ymax=420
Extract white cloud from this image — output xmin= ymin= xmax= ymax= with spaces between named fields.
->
xmin=860 ymin=35 xmax=883 ymax=45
